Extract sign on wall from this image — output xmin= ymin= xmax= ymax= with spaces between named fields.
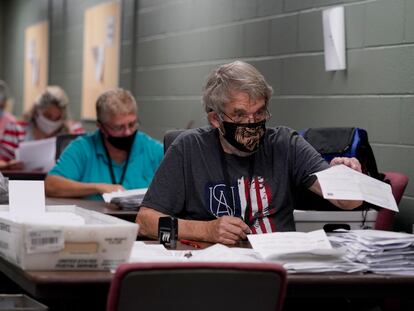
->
xmin=24 ymin=21 xmax=49 ymax=112
xmin=81 ymin=1 xmax=120 ymax=120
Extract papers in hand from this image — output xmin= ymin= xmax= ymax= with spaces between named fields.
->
xmin=102 ymin=188 xmax=147 ymax=210
xmin=314 ymin=165 xmax=398 ymax=212
xmin=15 ymin=137 xmax=56 ymax=171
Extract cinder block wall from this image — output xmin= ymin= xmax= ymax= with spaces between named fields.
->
xmin=0 ymin=0 xmax=48 ymax=111
xmin=135 ymin=0 xmax=414 ymax=232
xmin=1 ymin=0 xmax=135 ymax=126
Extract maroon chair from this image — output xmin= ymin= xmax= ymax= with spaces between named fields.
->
xmin=375 ymin=171 xmax=409 ymax=230
xmin=107 ymin=262 xmax=287 ymax=311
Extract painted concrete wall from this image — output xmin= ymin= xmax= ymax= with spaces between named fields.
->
xmin=1 ymin=0 xmax=48 ymax=114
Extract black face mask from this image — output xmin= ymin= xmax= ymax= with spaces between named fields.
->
xmin=221 ymin=120 xmax=266 ymax=153
xmin=107 ymin=130 xmax=137 ymax=151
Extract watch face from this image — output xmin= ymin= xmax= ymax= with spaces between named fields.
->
xmin=158 ymin=216 xmax=178 ymax=249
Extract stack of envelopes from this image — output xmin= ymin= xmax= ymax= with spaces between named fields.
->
xmin=328 ymin=230 xmax=414 ymax=275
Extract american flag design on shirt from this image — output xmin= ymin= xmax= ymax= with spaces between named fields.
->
xmin=206 ymin=176 xmax=276 ymax=233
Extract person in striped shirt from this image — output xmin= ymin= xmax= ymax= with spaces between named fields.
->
xmin=0 ymin=86 xmax=83 ymax=167
xmin=0 ymin=81 xmax=17 ymax=139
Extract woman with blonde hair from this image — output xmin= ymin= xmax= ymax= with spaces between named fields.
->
xmin=0 ymin=86 xmax=83 ymax=164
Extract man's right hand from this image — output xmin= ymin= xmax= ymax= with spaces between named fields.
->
xmin=206 ymin=216 xmax=251 ymax=245
xmin=96 ymin=183 xmax=125 ymax=194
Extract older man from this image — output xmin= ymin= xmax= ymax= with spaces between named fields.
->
xmin=45 ymin=88 xmax=163 ymax=200
xmin=136 ymin=60 xmax=362 ymax=244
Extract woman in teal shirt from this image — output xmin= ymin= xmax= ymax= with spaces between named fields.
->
xmin=45 ymin=88 xmax=163 ymax=200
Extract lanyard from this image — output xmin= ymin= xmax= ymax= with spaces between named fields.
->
xmin=101 ymin=132 xmax=131 ymax=185
xmin=217 ymin=133 xmax=255 ymax=226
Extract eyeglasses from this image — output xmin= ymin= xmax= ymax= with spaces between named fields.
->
xmin=219 ymin=108 xmax=271 ymax=124
xmin=101 ymin=120 xmax=139 ymax=133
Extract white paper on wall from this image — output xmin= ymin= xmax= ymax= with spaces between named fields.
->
xmin=105 ymin=16 xmax=115 ymax=46
xmin=31 ymin=58 xmax=40 ymax=86
xmin=322 ymin=6 xmax=346 ymax=71
xmin=92 ymin=45 xmax=105 ymax=82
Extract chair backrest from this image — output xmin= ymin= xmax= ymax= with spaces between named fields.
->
xmin=107 ymin=262 xmax=287 ymax=311
xmin=375 ymin=171 xmax=409 ymax=230
xmin=163 ymin=129 xmax=186 ymax=154
xmin=55 ymin=133 xmax=84 ymax=160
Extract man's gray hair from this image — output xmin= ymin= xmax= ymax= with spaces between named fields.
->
xmin=96 ymin=88 xmax=137 ymax=123
xmin=0 ymin=80 xmax=10 ymax=103
xmin=202 ymin=60 xmax=273 ymax=113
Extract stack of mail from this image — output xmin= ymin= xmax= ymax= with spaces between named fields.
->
xmin=248 ymin=230 xmax=368 ymax=273
xmin=328 ymin=230 xmax=414 ymax=275
xmin=102 ymin=188 xmax=147 ymax=210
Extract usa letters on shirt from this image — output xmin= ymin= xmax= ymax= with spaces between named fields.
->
xmin=205 ymin=176 xmax=276 ymax=234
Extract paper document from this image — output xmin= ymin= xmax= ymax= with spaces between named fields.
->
xmin=328 ymin=230 xmax=414 ymax=275
xmin=128 ymin=242 xmax=260 ymax=263
xmin=15 ymin=137 xmax=56 ymax=171
xmin=102 ymin=188 xmax=147 ymax=203
xmin=322 ymin=6 xmax=346 ymax=71
xmin=248 ymin=230 xmax=334 ymax=260
xmin=8 ymin=180 xmax=45 ymax=215
xmin=314 ymin=165 xmax=398 ymax=212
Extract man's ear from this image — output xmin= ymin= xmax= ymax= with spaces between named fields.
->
xmin=207 ymin=111 xmax=221 ymax=129
xmin=96 ymin=120 xmax=106 ymax=136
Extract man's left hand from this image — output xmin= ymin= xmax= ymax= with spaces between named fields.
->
xmin=330 ymin=157 xmax=362 ymax=173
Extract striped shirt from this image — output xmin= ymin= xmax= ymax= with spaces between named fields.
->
xmin=0 ymin=120 xmax=84 ymax=161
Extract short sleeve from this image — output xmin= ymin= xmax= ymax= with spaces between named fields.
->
xmin=290 ymin=132 xmax=329 ymax=188
xmin=141 ymin=143 xmax=185 ymax=216
xmin=149 ymin=138 xmax=164 ymax=172
xmin=0 ymin=121 xmax=27 ymax=161
xmin=48 ymin=138 xmax=87 ymax=179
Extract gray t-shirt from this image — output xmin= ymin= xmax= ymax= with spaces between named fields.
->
xmin=142 ymin=126 xmax=329 ymax=232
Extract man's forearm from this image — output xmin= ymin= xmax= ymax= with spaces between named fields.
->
xmin=330 ymin=199 xmax=363 ymax=210
xmin=45 ymin=175 xmax=99 ymax=197
xmin=136 ymin=207 xmax=212 ymax=241
xmin=309 ymin=179 xmax=362 ymax=210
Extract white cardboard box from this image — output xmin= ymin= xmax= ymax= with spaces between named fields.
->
xmin=294 ymin=209 xmax=378 ymax=232
xmin=0 ymin=205 xmax=138 ymax=270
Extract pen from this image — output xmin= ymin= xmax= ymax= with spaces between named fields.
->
xmin=180 ymin=239 xmax=202 ymax=249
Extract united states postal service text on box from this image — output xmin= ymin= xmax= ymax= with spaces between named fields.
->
xmin=0 ymin=205 xmax=138 ymax=270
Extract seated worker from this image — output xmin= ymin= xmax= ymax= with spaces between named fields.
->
xmin=0 ymin=80 xmax=19 ymax=169
xmin=45 ymin=88 xmax=163 ymax=200
xmin=0 ymin=80 xmax=16 ymax=138
xmin=136 ymin=60 xmax=362 ymax=245
xmin=0 ymin=85 xmax=83 ymax=165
